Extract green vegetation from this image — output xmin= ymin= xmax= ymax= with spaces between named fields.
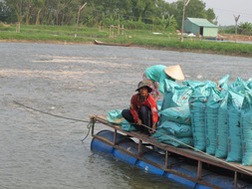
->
xmin=1 ymin=0 xmax=252 ymax=58
xmin=1 ymin=24 xmax=252 ymax=57
xmin=1 ymin=0 xmax=252 ymax=36
xmin=0 ymin=0 xmax=214 ymax=31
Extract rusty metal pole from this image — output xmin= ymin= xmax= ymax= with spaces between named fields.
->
xmin=180 ymin=0 xmax=191 ymax=42
xmin=234 ymin=15 xmax=240 ymax=42
xmin=180 ymin=0 xmax=186 ymax=42
xmin=75 ymin=2 xmax=87 ymax=38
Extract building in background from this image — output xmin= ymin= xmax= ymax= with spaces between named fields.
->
xmin=184 ymin=17 xmax=218 ymax=38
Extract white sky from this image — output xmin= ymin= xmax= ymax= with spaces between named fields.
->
xmin=165 ymin=0 xmax=252 ymax=26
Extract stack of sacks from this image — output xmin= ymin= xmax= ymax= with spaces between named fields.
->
xmin=187 ymin=75 xmax=230 ymax=154
xmin=205 ymin=88 xmax=221 ymax=155
xmin=152 ymin=80 xmax=194 ymax=148
xmin=226 ymin=77 xmax=252 ymax=165
xmin=204 ymin=76 xmax=252 ymax=166
xmin=241 ymin=88 xmax=252 ymax=165
xmin=183 ymin=75 xmax=229 ymax=154
xmin=215 ymin=93 xmax=228 ymax=158
xmin=153 ymin=75 xmax=230 ymax=152
xmin=215 ymin=75 xmax=230 ymax=158
xmin=187 ymin=80 xmax=216 ymax=151
xmin=106 ymin=74 xmax=252 ymax=166
xmin=226 ymin=78 xmax=245 ymax=162
xmin=205 ymin=75 xmax=230 ymax=156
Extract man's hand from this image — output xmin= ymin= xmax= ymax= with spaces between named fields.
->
xmin=137 ymin=119 xmax=142 ymax=126
xmin=149 ymin=123 xmax=157 ymax=134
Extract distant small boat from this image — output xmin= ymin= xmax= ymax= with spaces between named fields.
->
xmin=94 ymin=40 xmax=132 ymax=47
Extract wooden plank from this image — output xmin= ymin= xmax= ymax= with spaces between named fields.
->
xmin=197 ymin=161 xmax=202 ymax=180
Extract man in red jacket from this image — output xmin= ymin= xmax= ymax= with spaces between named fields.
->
xmin=122 ymin=80 xmax=159 ymax=135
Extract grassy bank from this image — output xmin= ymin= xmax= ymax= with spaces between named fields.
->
xmin=1 ymin=24 xmax=252 ymax=57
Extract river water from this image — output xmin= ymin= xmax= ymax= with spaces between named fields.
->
xmin=1 ymin=42 xmax=252 ymax=189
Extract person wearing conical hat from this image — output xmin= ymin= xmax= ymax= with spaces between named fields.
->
xmin=121 ymin=80 xmax=159 ymax=135
xmin=143 ymin=64 xmax=185 ymax=99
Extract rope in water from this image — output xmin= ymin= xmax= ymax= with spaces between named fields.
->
xmin=13 ymin=101 xmax=92 ymax=142
xmin=13 ymin=101 xmax=90 ymax=123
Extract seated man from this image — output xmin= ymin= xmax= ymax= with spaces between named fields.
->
xmin=122 ymin=80 xmax=159 ymax=135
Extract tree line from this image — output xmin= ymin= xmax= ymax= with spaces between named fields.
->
xmin=0 ymin=0 xmax=216 ymax=31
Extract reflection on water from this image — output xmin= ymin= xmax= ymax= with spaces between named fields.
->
xmin=1 ymin=42 xmax=251 ymax=189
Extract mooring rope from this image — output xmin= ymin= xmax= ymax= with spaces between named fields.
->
xmin=13 ymin=101 xmax=92 ymax=142
xmin=13 ymin=101 xmax=90 ymax=123
xmin=80 ymin=122 xmax=92 ymax=143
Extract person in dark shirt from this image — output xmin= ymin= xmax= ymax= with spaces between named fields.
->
xmin=122 ymin=80 xmax=159 ymax=135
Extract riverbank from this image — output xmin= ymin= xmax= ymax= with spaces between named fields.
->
xmin=3 ymin=39 xmax=252 ymax=57
xmin=220 ymin=34 xmax=252 ymax=42
xmin=1 ymin=24 xmax=252 ymax=57
xmin=2 ymin=38 xmax=252 ymax=58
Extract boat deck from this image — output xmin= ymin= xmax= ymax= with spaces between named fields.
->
xmin=90 ymin=115 xmax=252 ymax=189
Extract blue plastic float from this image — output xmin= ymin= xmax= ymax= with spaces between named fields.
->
xmin=91 ymin=129 xmax=252 ymax=189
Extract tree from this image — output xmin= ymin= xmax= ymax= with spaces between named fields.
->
xmin=205 ymin=8 xmax=215 ymax=22
xmin=4 ymin=0 xmax=23 ymax=23
xmin=169 ymin=0 xmax=216 ymax=28
xmin=24 ymin=0 xmax=30 ymax=25
xmin=34 ymin=0 xmax=46 ymax=25
xmin=131 ymin=0 xmax=156 ymax=22
xmin=0 ymin=0 xmax=216 ymax=30
xmin=238 ymin=22 xmax=252 ymax=35
xmin=0 ymin=1 xmax=12 ymax=22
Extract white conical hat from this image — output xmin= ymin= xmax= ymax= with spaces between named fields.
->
xmin=164 ymin=65 xmax=185 ymax=80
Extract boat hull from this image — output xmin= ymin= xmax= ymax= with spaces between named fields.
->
xmin=94 ymin=40 xmax=132 ymax=47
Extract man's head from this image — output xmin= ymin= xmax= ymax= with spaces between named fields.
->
xmin=136 ymin=80 xmax=153 ymax=97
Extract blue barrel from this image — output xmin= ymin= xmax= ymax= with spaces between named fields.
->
xmin=91 ymin=130 xmax=114 ymax=153
xmin=91 ymin=130 xmax=132 ymax=153
xmin=165 ymin=172 xmax=197 ymax=188
xmin=165 ymin=163 xmax=198 ymax=188
xmin=137 ymin=151 xmax=166 ymax=176
xmin=113 ymin=141 xmax=139 ymax=165
xmin=91 ymin=130 xmax=140 ymax=165
xmin=194 ymin=184 xmax=212 ymax=189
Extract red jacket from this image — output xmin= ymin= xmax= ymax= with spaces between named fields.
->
xmin=130 ymin=93 xmax=159 ymax=124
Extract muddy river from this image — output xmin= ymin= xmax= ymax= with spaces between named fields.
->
xmin=1 ymin=42 xmax=251 ymax=189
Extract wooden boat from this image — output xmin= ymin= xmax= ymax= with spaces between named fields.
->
xmin=94 ymin=40 xmax=132 ymax=47
xmin=89 ymin=115 xmax=252 ymax=189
